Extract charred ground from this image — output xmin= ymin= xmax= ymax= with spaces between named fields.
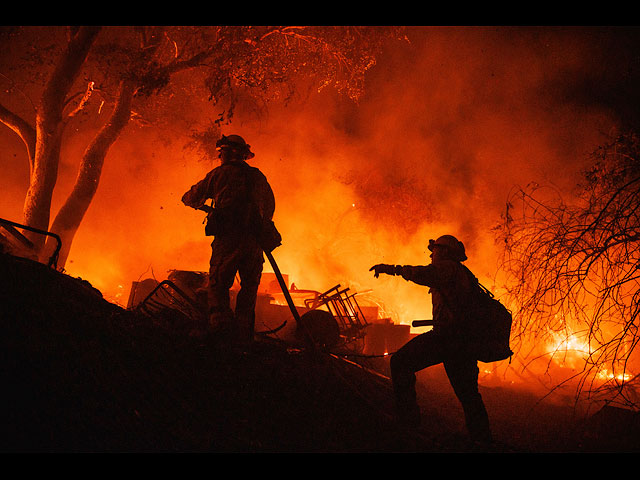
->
xmin=1 ymin=252 xmax=638 ymax=453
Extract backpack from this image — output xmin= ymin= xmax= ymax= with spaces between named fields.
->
xmin=462 ymin=267 xmax=514 ymax=363
xmin=204 ymin=164 xmax=281 ymax=252
xmin=242 ymin=164 xmax=281 ymax=253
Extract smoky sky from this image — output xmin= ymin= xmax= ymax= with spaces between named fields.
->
xmin=313 ymin=26 xmax=640 ymax=253
xmin=2 ymin=25 xmax=639 ymax=300
xmin=546 ymin=26 xmax=640 ymax=130
xmin=2 ymin=25 xmax=638 ymax=389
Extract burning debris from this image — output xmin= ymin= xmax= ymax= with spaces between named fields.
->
xmin=126 ymin=265 xmax=410 ymax=358
xmin=0 ymin=207 xmax=413 ymax=369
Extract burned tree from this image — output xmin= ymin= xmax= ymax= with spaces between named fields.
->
xmin=0 ymin=26 xmax=403 ymax=268
xmin=1 ymin=27 xmax=101 ymax=259
xmin=497 ymin=132 xmax=640 ymax=407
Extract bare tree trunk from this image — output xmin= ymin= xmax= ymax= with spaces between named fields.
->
xmin=44 ymin=80 xmax=135 ymax=268
xmin=21 ymin=26 xmax=101 ymax=255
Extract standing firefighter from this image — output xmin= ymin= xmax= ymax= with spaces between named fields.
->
xmin=182 ymin=134 xmax=275 ymax=343
xmin=370 ymin=235 xmax=492 ymax=445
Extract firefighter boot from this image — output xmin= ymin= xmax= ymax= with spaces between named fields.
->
xmin=208 ymin=310 xmax=235 ymax=339
xmin=234 ymin=310 xmax=256 ymax=346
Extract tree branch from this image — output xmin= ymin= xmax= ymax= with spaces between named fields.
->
xmin=63 ymin=81 xmax=95 ymax=121
xmin=40 ymin=26 xmax=101 ymax=123
xmin=0 ymin=102 xmax=36 ymax=172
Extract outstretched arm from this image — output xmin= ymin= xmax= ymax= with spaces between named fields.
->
xmin=370 ymin=263 xmax=436 ymax=287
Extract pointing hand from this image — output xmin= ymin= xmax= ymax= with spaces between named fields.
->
xmin=369 ymin=264 xmax=395 ymax=278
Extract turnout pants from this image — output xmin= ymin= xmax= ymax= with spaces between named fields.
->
xmin=207 ymin=233 xmax=264 ymax=341
xmin=390 ymin=330 xmax=492 ymax=443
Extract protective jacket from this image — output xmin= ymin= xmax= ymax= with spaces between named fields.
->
xmin=397 ymin=260 xmax=474 ymax=337
xmin=182 ymin=161 xmax=275 ymax=235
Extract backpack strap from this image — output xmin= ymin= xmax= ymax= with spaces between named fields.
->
xmin=462 ymin=265 xmax=495 ymax=299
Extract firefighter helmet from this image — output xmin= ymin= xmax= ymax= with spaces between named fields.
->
xmin=216 ymin=134 xmax=255 ymax=160
xmin=428 ymin=234 xmax=467 ymax=262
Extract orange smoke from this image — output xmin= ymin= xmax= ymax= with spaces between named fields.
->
xmin=1 ymin=27 xmax=635 ymax=399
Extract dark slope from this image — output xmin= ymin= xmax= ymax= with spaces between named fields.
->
xmin=0 ymin=253 xmax=456 ymax=453
xmin=4 ymin=252 xmax=637 ymax=453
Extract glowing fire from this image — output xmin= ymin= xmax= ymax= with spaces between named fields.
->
xmin=547 ymin=331 xmax=591 ymax=359
xmin=3 ymin=27 xmax=639 ymax=399
xmin=597 ymin=369 xmax=633 ymax=382
xmin=544 ymin=329 xmax=634 ymax=383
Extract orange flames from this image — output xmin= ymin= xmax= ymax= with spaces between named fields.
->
xmin=1 ymin=27 xmax=637 ymax=397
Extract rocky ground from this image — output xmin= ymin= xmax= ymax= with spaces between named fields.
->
xmin=1 ymin=252 xmax=638 ymax=453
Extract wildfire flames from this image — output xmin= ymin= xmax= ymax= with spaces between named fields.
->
xmin=2 ymin=27 xmax=638 ymax=402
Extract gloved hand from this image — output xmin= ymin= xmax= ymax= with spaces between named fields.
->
xmin=369 ymin=264 xmax=396 ymax=278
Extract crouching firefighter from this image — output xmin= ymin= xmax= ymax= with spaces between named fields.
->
xmin=370 ymin=235 xmax=492 ymax=445
xmin=182 ymin=134 xmax=276 ymax=343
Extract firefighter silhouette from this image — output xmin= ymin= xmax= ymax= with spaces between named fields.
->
xmin=182 ymin=134 xmax=275 ymax=343
xmin=370 ymin=235 xmax=492 ymax=444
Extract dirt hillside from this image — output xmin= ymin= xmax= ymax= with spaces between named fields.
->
xmin=1 ymin=252 xmax=638 ymax=453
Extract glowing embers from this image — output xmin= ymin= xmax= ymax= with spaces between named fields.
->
xmin=544 ymin=328 xmax=635 ymax=383
xmin=547 ymin=330 xmax=592 ymax=363
xmin=597 ymin=369 xmax=633 ymax=383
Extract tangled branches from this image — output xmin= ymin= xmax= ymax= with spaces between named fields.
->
xmin=497 ymin=133 xmax=640 ymax=407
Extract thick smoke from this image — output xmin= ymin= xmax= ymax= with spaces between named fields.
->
xmin=1 ymin=27 xmax=627 ymax=301
xmin=1 ymin=27 xmax=636 ymax=395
